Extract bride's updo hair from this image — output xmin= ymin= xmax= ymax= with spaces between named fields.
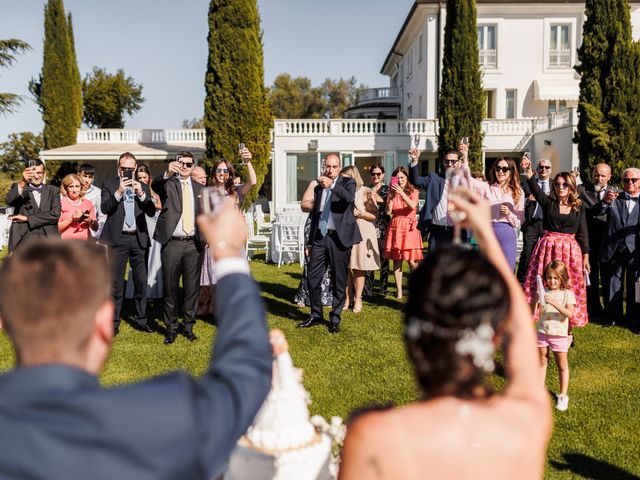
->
xmin=404 ymin=247 xmax=509 ymax=399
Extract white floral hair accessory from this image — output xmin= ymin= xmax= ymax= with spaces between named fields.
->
xmin=405 ymin=317 xmax=496 ymax=373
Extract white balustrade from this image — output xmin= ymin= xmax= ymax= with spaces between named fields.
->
xmin=76 ymin=128 xmax=205 ymax=144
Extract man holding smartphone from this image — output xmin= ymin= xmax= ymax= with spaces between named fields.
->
xmin=101 ymin=152 xmax=157 ymax=335
xmin=5 ymin=159 xmax=61 ymax=253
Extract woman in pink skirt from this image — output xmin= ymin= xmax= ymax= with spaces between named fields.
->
xmin=384 ymin=166 xmax=423 ymax=299
xmin=520 ymin=156 xmax=589 ymax=327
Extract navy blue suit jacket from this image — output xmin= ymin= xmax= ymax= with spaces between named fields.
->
xmin=595 ymin=194 xmax=640 ymax=262
xmin=100 ymin=177 xmax=156 ymax=248
xmin=408 ymin=163 xmax=445 ymax=234
xmin=307 ymin=176 xmax=362 ymax=248
xmin=0 ymin=271 xmax=272 ymax=480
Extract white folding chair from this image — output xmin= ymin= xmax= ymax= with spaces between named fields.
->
xmin=254 ymin=204 xmax=272 ymax=236
xmin=277 ymin=214 xmax=304 ymax=268
xmin=245 ymin=212 xmax=270 ymax=260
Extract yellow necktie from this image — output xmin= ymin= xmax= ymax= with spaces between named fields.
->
xmin=182 ymin=180 xmax=194 ymax=234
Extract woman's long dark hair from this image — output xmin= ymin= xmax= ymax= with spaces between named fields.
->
xmin=405 ymin=247 xmax=509 ymax=399
xmin=208 ymin=158 xmax=237 ymax=196
xmin=488 ymin=156 xmax=522 ymax=205
xmin=550 ymin=172 xmax=582 ymax=212
xmin=391 ymin=166 xmax=415 ymax=196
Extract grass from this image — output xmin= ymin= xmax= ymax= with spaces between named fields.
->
xmin=1 ymin=252 xmax=640 ymax=478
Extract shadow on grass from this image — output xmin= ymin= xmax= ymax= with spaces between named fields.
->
xmin=550 ymin=453 xmax=640 ymax=480
xmin=260 ymin=281 xmax=307 ymax=323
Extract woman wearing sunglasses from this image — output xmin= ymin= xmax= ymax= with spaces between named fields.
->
xmin=521 ymin=156 xmax=590 ymax=328
xmin=472 ymin=157 xmax=524 ymax=271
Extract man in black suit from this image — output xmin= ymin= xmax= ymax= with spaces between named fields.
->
xmin=0 ymin=203 xmax=272 ymax=480
xmin=517 ymin=157 xmax=552 ymax=282
xmin=578 ymin=163 xmax=613 ymax=317
xmin=596 ymin=167 xmax=640 ymax=330
xmin=5 ymin=160 xmax=60 ymax=253
xmin=152 ymin=151 xmax=204 ymax=344
xmin=101 ymin=152 xmax=156 ymax=335
xmin=299 ymin=153 xmax=362 ymax=333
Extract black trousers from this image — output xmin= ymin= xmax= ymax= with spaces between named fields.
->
xmin=111 ymin=234 xmax=148 ymax=329
xmin=308 ymin=230 xmax=351 ymax=326
xmin=427 ymin=224 xmax=467 ymax=254
xmin=606 ymin=246 xmax=639 ymax=327
xmin=517 ymin=219 xmax=544 ymax=282
xmin=161 ymin=238 xmax=203 ymax=334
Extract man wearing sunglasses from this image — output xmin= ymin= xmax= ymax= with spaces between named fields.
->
xmin=408 ymin=146 xmax=465 ymax=253
xmin=596 ymin=168 xmax=640 ymax=330
xmin=152 ymin=151 xmax=204 ymax=344
xmin=101 ymin=152 xmax=157 ymax=335
xmin=517 ymin=157 xmax=552 ymax=283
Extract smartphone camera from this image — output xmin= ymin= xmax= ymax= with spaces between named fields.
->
xmin=199 ymin=187 xmax=226 ymax=218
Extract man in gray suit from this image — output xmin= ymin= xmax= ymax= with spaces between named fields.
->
xmin=0 ymin=200 xmax=272 ymax=480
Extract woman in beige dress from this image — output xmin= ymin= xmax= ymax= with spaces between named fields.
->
xmin=341 ymin=166 xmax=380 ymax=314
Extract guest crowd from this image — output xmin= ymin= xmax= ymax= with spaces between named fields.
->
xmin=2 ymin=139 xmax=638 ymax=479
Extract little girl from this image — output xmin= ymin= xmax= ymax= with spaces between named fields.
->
xmin=532 ymin=260 xmax=575 ymax=411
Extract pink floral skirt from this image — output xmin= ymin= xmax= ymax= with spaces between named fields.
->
xmin=523 ymin=231 xmax=589 ymax=327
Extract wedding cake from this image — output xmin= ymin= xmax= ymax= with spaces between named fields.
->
xmin=225 ymin=348 xmax=333 ymax=480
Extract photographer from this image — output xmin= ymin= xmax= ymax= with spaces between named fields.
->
xmin=5 ymin=159 xmax=61 ymax=253
xmin=58 ymin=173 xmax=98 ymax=240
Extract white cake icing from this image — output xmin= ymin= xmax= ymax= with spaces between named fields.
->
xmin=225 ymin=351 xmax=334 ymax=480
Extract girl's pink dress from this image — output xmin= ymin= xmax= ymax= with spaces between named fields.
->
xmin=59 ymin=196 xmax=96 ymax=240
xmin=384 ymin=190 xmax=423 ymax=261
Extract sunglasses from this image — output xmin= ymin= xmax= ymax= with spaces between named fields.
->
xmin=538 ymin=165 xmax=551 ymax=170
xmin=554 ymin=181 xmax=570 ymax=189
xmin=443 ymin=159 xmax=459 ymax=166
xmin=178 ymin=162 xmax=194 ymax=168
xmin=216 ymin=168 xmax=229 ymax=174
xmin=495 ymin=166 xmax=511 ymax=173
xmin=371 ymin=172 xmax=383 ymax=177
xmin=623 ymin=178 xmax=640 ymax=183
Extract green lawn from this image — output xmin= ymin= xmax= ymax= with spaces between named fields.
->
xmin=1 ymin=254 xmax=639 ymax=479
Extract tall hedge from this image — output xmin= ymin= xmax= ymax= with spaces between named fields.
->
xmin=40 ymin=0 xmax=81 ymax=150
xmin=437 ymin=0 xmax=484 ymax=170
xmin=204 ymin=0 xmax=271 ymax=208
xmin=67 ymin=12 xmax=83 ymax=129
xmin=575 ymin=0 xmax=640 ymax=180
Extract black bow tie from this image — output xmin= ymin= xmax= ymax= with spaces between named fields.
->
xmin=626 ymin=196 xmax=638 ymax=202
xmin=27 ymin=184 xmax=43 ymax=193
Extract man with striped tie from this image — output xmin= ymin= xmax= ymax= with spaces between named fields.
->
xmin=300 ymin=153 xmax=362 ymax=334
xmin=153 ymin=151 xmax=205 ymax=345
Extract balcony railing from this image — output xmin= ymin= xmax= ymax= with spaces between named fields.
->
xmin=76 ymin=129 xmax=206 ymax=144
xmin=548 ymin=49 xmax=571 ymax=68
xmin=357 ymin=87 xmax=400 ymax=103
xmin=479 ymin=49 xmax=497 ymax=68
xmin=275 ymin=109 xmax=577 ymax=138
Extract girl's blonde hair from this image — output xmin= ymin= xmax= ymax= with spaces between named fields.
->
xmin=543 ymin=260 xmax=571 ymax=290
xmin=340 ymin=165 xmax=364 ymax=190
xmin=59 ymin=173 xmax=87 ymax=198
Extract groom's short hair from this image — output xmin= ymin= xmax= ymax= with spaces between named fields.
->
xmin=0 ymin=240 xmax=111 ymax=361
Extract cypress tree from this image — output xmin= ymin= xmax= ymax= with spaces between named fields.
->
xmin=437 ymin=0 xmax=484 ymax=171
xmin=40 ymin=0 xmax=80 ymax=150
xmin=204 ymin=0 xmax=271 ymax=208
xmin=67 ymin=12 xmax=83 ymax=129
xmin=575 ymin=0 xmax=639 ymax=179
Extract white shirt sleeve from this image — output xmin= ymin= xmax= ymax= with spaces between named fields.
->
xmin=213 ymin=257 xmax=250 ymax=280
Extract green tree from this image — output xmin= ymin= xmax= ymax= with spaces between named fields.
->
xmin=38 ymin=0 xmax=82 ymax=149
xmin=575 ymin=0 xmax=640 ymax=179
xmin=321 ymin=77 xmax=366 ymax=119
xmin=0 ymin=39 xmax=31 ymax=115
xmin=267 ymin=74 xmax=324 ymax=119
xmin=67 ymin=13 xmax=83 ymax=129
xmin=204 ymin=0 xmax=271 ymax=208
xmin=182 ymin=117 xmax=205 ymax=128
xmin=0 ymin=132 xmax=44 ymax=176
xmin=82 ymin=67 xmax=144 ymax=128
xmin=437 ymin=0 xmax=484 ymax=170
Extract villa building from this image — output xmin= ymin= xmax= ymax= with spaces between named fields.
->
xmin=40 ymin=0 xmax=640 ymax=212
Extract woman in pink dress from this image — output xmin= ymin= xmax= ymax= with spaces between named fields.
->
xmin=58 ymin=173 xmax=97 ymax=240
xmin=384 ymin=166 xmax=423 ymax=299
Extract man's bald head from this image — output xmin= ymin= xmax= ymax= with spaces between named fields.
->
xmin=322 ymin=154 xmax=342 ymax=180
xmin=593 ymin=163 xmax=611 ymax=189
xmin=191 ymin=166 xmax=207 ymax=186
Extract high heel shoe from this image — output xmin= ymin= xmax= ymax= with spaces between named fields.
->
xmin=353 ymin=297 xmax=363 ymax=314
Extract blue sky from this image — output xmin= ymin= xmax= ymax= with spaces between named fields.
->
xmin=0 ymin=0 xmax=413 ymax=141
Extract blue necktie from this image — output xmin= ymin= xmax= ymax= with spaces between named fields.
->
xmin=124 ymin=188 xmax=135 ymax=228
xmin=319 ymin=189 xmax=332 ymax=236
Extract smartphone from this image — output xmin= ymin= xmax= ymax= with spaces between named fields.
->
xmin=390 ymin=176 xmax=399 ymax=188
xmin=199 ymin=187 xmax=226 ymax=217
xmin=523 ymin=151 xmax=530 ymax=159
xmin=123 ymin=168 xmax=134 ymax=181
xmin=461 ymin=137 xmax=469 ymax=145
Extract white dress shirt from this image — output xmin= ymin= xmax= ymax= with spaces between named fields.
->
xmin=319 ymin=177 xmax=338 ymax=230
